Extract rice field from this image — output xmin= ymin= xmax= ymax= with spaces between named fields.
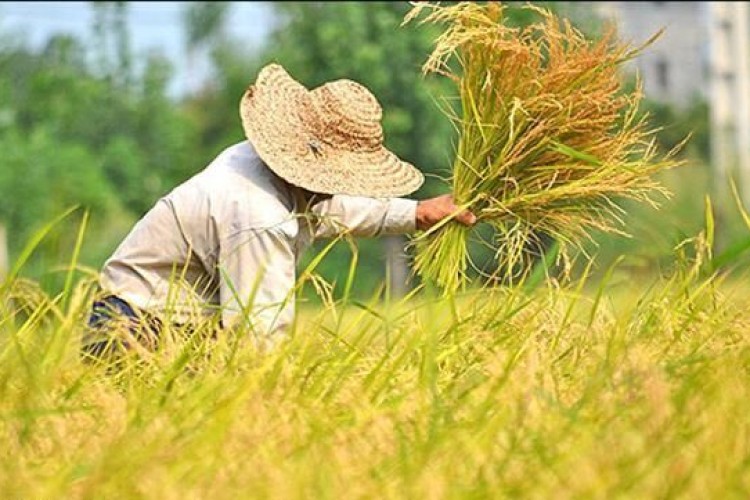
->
xmin=1 ymin=225 xmax=749 ymax=499
xmin=2 ymin=2 xmax=746 ymax=499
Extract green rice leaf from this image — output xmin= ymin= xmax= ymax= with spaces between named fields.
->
xmin=549 ymin=141 xmax=603 ymax=167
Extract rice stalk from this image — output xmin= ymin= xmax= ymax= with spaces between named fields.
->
xmin=404 ymin=2 xmax=685 ymax=292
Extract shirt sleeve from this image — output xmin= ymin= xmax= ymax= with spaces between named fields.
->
xmin=310 ymin=195 xmax=418 ymax=239
xmin=217 ymin=225 xmax=296 ymax=348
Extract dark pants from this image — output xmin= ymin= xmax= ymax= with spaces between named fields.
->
xmin=82 ymin=295 xmax=162 ymax=359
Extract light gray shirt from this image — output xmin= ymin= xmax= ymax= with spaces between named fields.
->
xmin=99 ymin=141 xmax=417 ymax=344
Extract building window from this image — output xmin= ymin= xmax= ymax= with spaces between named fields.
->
xmin=656 ymin=59 xmax=670 ymax=92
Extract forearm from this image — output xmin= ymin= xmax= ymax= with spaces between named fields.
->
xmin=312 ymin=194 xmax=417 ymax=239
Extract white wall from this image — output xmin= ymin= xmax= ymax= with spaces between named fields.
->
xmin=594 ymin=1 xmax=709 ymax=109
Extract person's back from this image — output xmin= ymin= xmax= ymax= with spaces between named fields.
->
xmin=88 ymin=142 xmax=302 ymax=350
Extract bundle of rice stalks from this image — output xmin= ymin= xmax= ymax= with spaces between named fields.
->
xmin=404 ymin=2 xmax=685 ymax=292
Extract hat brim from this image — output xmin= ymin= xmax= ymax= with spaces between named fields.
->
xmin=239 ymin=64 xmax=424 ymax=198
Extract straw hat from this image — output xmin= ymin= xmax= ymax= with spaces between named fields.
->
xmin=239 ymin=63 xmax=424 ymax=197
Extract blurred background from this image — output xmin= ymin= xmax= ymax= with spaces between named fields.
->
xmin=0 ymin=1 xmax=747 ymax=298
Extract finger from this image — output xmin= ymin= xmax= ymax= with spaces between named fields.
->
xmin=456 ymin=210 xmax=477 ymax=226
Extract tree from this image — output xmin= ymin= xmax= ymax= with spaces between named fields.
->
xmin=183 ymin=2 xmax=229 ymax=93
xmin=0 ymin=5 xmax=199 ymax=285
xmin=91 ymin=1 xmax=132 ymax=89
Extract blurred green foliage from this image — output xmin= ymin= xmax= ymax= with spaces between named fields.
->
xmin=0 ymin=1 xmax=718 ymax=295
xmin=0 ymin=3 xmax=198 ymax=287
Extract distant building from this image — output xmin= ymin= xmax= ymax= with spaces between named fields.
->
xmin=591 ymin=1 xmax=709 ymax=109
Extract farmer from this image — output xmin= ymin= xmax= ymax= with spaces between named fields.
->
xmin=83 ymin=63 xmax=476 ymax=357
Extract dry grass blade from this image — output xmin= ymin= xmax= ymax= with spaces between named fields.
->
xmin=404 ymin=1 xmax=685 ymax=292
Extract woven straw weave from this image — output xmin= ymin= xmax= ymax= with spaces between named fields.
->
xmin=240 ymin=64 xmax=424 ymax=197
